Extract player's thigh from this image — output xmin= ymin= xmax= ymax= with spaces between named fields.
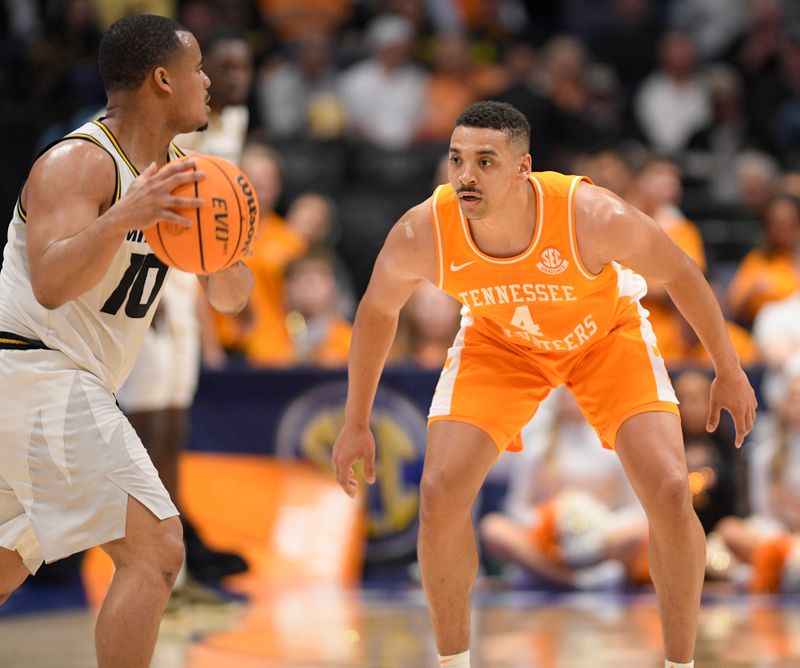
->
xmin=568 ymin=314 xmax=679 ymax=450
xmin=615 ymin=411 xmax=691 ymax=518
xmin=429 ymin=328 xmax=553 ymax=454
xmin=422 ymin=420 xmax=500 ymax=511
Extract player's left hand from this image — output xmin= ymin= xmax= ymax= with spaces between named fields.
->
xmin=706 ymin=365 xmax=757 ymax=448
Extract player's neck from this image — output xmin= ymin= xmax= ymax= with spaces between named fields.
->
xmin=102 ymin=104 xmax=176 ymax=170
xmin=467 ymin=180 xmax=536 ymax=257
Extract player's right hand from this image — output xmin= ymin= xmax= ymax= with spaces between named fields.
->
xmin=114 ymin=160 xmax=205 ymax=231
xmin=332 ymin=423 xmax=377 ymax=498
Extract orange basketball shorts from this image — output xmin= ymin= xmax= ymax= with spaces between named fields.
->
xmin=428 ymin=310 xmax=679 ymax=453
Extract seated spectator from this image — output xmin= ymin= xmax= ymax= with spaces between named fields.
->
xmin=479 ymin=388 xmax=649 ymax=590
xmin=338 ymin=14 xmax=427 ymax=150
xmin=392 ymin=282 xmax=461 ymax=368
xmin=413 ymin=33 xmax=478 ymax=145
xmin=212 ymin=143 xmax=287 ymax=360
xmin=731 ymin=150 xmax=779 ymax=219
xmin=707 ymin=371 xmax=800 ymax=592
xmin=626 ymin=158 xmax=706 ymax=360
xmin=245 ymin=194 xmax=337 ymax=365
xmin=684 ymin=64 xmax=759 ymax=207
xmin=728 ymin=195 xmax=800 ymax=327
xmin=281 ymin=249 xmax=353 ymax=366
xmin=633 ymin=31 xmax=710 ymax=157
xmin=573 ymin=148 xmax=634 ymax=200
xmin=256 ymin=35 xmax=345 ymax=141
xmin=753 ymin=248 xmax=800 ymax=408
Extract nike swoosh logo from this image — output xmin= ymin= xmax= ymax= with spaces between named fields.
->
xmin=450 ymin=260 xmax=476 ymax=272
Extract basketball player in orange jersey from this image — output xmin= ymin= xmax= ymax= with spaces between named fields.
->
xmin=332 ymin=101 xmax=757 ymax=668
xmin=0 ymin=15 xmax=252 ymax=668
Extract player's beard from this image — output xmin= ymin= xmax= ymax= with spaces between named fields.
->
xmin=197 ymin=122 xmax=209 ymax=132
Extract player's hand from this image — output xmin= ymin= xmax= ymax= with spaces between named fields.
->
xmin=114 ymin=160 xmax=205 ymax=231
xmin=707 ymin=365 xmax=757 ymax=448
xmin=332 ymin=423 xmax=377 ymax=498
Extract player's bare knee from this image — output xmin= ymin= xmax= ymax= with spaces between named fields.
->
xmin=646 ymin=470 xmax=693 ymax=523
xmin=419 ymin=472 xmax=463 ymax=527
xmin=152 ymin=518 xmax=184 ymax=586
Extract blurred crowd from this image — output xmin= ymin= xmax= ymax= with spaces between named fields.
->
xmin=5 ymin=0 xmax=800 ymax=591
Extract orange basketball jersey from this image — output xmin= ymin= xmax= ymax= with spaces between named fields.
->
xmin=430 ymin=172 xmax=647 ymax=360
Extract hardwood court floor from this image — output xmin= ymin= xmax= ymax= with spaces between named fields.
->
xmin=1 ymin=588 xmax=799 ymax=667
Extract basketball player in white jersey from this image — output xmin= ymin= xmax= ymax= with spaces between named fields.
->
xmin=0 ymin=15 xmax=253 ymax=668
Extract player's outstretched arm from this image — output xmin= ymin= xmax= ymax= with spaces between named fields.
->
xmin=574 ymin=182 xmax=757 ymax=447
xmin=25 ymin=142 xmax=203 ymax=309
xmin=332 ymin=200 xmax=437 ymax=497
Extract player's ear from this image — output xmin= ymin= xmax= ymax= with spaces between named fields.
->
xmin=153 ymin=66 xmax=171 ymax=94
xmin=519 ymin=152 xmax=532 ymax=177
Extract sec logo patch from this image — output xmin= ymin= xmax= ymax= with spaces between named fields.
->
xmin=536 ymin=246 xmax=569 ymax=275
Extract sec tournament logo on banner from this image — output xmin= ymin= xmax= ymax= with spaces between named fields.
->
xmin=275 ymin=381 xmax=427 ymax=562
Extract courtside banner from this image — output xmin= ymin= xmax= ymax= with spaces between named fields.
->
xmin=189 ymin=367 xmax=439 ymax=562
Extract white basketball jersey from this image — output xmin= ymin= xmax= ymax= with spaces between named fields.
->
xmin=0 ymin=119 xmax=186 ymax=392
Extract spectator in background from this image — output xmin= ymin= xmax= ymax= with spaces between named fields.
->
xmin=753 ymin=243 xmax=800 ymax=409
xmin=674 ymin=370 xmax=744 ymax=534
xmin=491 ymin=41 xmax=557 ymax=169
xmin=684 ymin=65 xmax=758 ymax=207
xmin=256 ymin=35 xmax=344 ymax=141
xmin=670 ymin=0 xmax=749 ymax=62
xmin=708 ymin=371 xmax=800 ymax=593
xmin=213 ymin=143 xmax=285 ymax=360
xmin=633 ymin=31 xmax=710 ymax=156
xmin=767 ymin=30 xmax=800 ymax=168
xmin=338 ymin=14 xmax=427 ymax=150
xmin=282 ymin=249 xmax=352 ymax=366
xmin=589 ymin=0 xmax=664 ymax=99
xmin=246 ymin=192 xmax=335 ymax=366
xmin=539 ymin=35 xmax=599 ymax=169
xmin=728 ymin=195 xmax=800 ymax=327
xmin=732 ymin=150 xmax=779 ymax=219
xmin=256 ymin=0 xmax=352 ymax=44
xmin=174 ymin=29 xmax=253 ymax=164
xmin=91 ymin=0 xmax=178 ymax=28
xmin=574 ymin=148 xmax=635 ymax=200
xmin=392 ymin=282 xmax=461 ymax=368
xmin=479 ymin=388 xmax=649 ymax=590
xmin=627 ymin=158 xmax=705 ymax=356
xmin=624 ymin=157 xmax=758 ymax=367
xmin=413 ymin=33 xmax=478 ymax=145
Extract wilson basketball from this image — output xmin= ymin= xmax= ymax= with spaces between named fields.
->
xmin=144 ymin=155 xmax=259 ymax=274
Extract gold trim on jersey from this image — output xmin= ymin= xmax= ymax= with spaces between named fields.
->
xmin=170 ymin=143 xmax=186 ymax=158
xmin=92 ymin=119 xmax=140 ymax=177
xmin=0 ymin=332 xmax=49 ymax=350
xmin=16 ymin=201 xmax=27 ymax=222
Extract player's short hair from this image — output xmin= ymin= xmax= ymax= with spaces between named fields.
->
xmin=455 ymin=101 xmax=531 ymax=152
xmin=99 ymin=14 xmax=187 ymax=92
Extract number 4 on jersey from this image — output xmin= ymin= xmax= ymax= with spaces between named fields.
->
xmin=510 ymin=305 xmax=542 ymax=337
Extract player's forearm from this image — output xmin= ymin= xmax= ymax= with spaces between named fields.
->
xmin=30 ymin=210 xmax=128 ymax=309
xmin=200 ymin=262 xmax=253 ymax=315
xmin=343 ymin=300 xmax=400 ymax=427
xmin=664 ymin=258 xmax=740 ymax=374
